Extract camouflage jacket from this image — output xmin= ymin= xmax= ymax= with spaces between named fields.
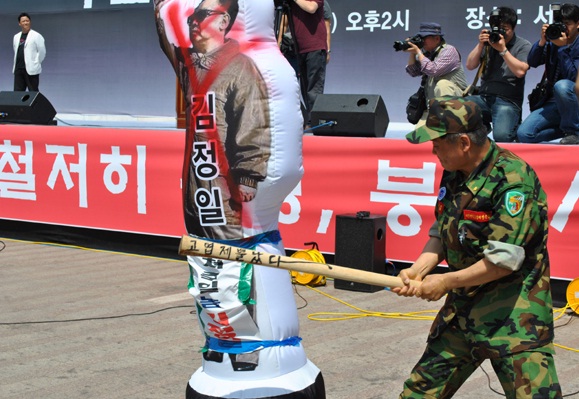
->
xmin=430 ymin=140 xmax=555 ymax=357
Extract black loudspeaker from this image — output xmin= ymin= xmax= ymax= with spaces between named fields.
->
xmin=0 ymin=91 xmax=56 ymax=125
xmin=310 ymin=94 xmax=389 ymax=137
xmin=334 ymin=213 xmax=386 ymax=292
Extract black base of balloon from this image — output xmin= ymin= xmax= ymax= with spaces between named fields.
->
xmin=185 ymin=371 xmax=326 ymax=399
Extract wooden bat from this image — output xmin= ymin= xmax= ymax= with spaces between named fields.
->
xmin=178 ymin=235 xmax=420 ymax=290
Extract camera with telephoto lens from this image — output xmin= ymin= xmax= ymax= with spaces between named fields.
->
xmin=393 ymin=35 xmax=424 ymax=51
xmin=487 ymin=9 xmax=506 ymax=44
xmin=546 ymin=3 xmax=567 ymax=40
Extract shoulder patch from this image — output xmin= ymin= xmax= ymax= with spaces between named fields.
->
xmin=437 ymin=187 xmax=447 ymax=201
xmin=505 ymin=191 xmax=525 ymax=217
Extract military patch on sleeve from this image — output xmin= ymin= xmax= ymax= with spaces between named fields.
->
xmin=505 ymin=191 xmax=525 ymax=217
xmin=463 ymin=210 xmax=492 ymax=222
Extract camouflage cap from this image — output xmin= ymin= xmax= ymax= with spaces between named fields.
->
xmin=406 ymin=97 xmax=486 ymax=144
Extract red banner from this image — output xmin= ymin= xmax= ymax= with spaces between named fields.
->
xmin=0 ymin=125 xmax=184 ymax=236
xmin=1 ymin=125 xmax=577 ymax=280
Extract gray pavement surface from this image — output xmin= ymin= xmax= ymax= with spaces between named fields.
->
xmin=1 ymin=237 xmax=578 ymax=399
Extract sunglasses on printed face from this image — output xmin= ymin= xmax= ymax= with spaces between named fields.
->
xmin=187 ymin=9 xmax=227 ymax=25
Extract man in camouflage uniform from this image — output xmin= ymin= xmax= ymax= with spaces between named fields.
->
xmin=394 ymin=97 xmax=561 ymax=398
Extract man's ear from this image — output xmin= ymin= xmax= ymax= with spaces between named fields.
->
xmin=459 ymin=133 xmax=471 ymax=151
xmin=221 ymin=13 xmax=230 ymax=32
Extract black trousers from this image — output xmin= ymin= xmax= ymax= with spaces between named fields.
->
xmin=297 ymin=49 xmax=326 ymax=125
xmin=14 ymin=69 xmax=40 ymax=91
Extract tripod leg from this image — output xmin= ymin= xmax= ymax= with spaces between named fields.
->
xmin=277 ymin=13 xmax=287 ymax=47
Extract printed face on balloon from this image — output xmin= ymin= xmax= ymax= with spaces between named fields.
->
xmin=188 ymin=0 xmax=231 ymax=52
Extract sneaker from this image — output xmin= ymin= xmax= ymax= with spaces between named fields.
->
xmin=560 ymin=133 xmax=579 ymax=145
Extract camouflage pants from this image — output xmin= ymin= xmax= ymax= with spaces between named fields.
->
xmin=399 ymin=324 xmax=561 ymax=398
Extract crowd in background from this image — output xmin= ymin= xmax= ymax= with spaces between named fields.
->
xmin=402 ymin=3 xmax=579 ymax=144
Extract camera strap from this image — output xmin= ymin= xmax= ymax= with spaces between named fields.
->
xmin=419 ymin=74 xmax=428 ymax=89
xmin=462 ymin=47 xmax=487 ymax=96
xmin=424 ymin=44 xmax=443 ymax=62
xmin=420 ymin=44 xmax=444 ymax=89
xmin=544 ymin=44 xmax=560 ymax=83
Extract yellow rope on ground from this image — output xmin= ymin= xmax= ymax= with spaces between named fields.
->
xmin=0 ymin=237 xmax=185 ymax=263
xmin=305 ymin=285 xmax=437 ymax=321
xmin=304 ymin=285 xmax=579 ymax=353
xmin=554 ymin=343 xmax=579 ymax=353
xmin=4 ymin=237 xmax=579 ymax=353
xmin=554 ymin=303 xmax=569 ymax=321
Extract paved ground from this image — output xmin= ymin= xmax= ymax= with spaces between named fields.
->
xmin=1 ymin=235 xmax=578 ymax=399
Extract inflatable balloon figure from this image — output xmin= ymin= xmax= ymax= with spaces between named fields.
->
xmin=154 ymin=0 xmax=325 ymax=397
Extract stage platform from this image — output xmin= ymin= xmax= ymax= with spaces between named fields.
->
xmin=1 ymin=236 xmax=578 ymax=399
xmin=50 ymin=113 xmax=560 ymax=143
xmin=50 ymin=113 xmax=415 ymax=139
xmin=53 ymin=113 xmax=178 ymax=131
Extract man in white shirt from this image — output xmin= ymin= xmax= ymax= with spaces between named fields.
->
xmin=13 ymin=13 xmax=46 ymax=92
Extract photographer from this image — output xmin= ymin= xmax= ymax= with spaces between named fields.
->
xmin=465 ymin=7 xmax=531 ymax=142
xmin=288 ymin=0 xmax=327 ymax=129
xmin=403 ymin=22 xmax=467 ymax=125
xmin=517 ymin=3 xmax=579 ymax=144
